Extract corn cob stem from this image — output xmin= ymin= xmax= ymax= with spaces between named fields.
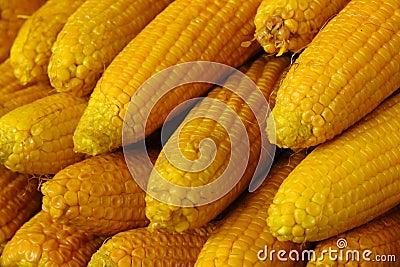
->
xmin=254 ymin=0 xmax=350 ymax=55
xmin=267 ymin=90 xmax=400 ymax=243
xmin=88 ymin=224 xmax=216 ymax=267
xmin=307 ymin=206 xmax=400 ymax=267
xmin=48 ymin=0 xmax=174 ymax=96
xmin=10 ymin=0 xmax=86 ymax=85
xmin=41 ymin=147 xmax=160 ymax=236
xmin=0 ymin=0 xmax=46 ymax=63
xmin=0 ymin=211 xmax=105 ymax=266
xmin=195 ymin=151 xmax=309 ymax=267
xmin=0 ymin=93 xmax=87 ymax=175
xmin=267 ymin=0 xmax=400 ymax=149
xmin=145 ymin=55 xmax=290 ymax=232
xmin=73 ymin=0 xmax=263 ymax=156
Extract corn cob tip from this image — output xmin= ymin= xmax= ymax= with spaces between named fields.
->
xmin=88 ymin=250 xmax=118 ymax=267
xmin=73 ymin=100 xmax=122 ymax=155
xmin=255 ymin=15 xmax=292 ymax=56
xmin=267 ymin=105 xmax=313 ymax=149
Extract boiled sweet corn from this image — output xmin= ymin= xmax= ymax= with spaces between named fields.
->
xmin=88 ymin=223 xmax=216 ymax=267
xmin=10 ymin=0 xmax=86 ymax=85
xmin=267 ymin=90 xmax=400 ymax=243
xmin=307 ymin=206 xmax=400 ymax=266
xmin=146 ymin=55 xmax=290 ymax=232
xmin=41 ymin=147 xmax=160 ymax=236
xmin=0 ymin=211 xmax=105 ymax=266
xmin=254 ymin=0 xmax=350 ymax=55
xmin=0 ymin=0 xmax=46 ymax=63
xmin=0 ymin=165 xmax=41 ymax=250
xmin=73 ymin=0 xmax=263 ymax=156
xmin=267 ymin=0 xmax=400 ymax=149
xmin=195 ymin=151 xmax=308 ymax=267
xmin=0 ymin=82 xmax=53 ymax=117
xmin=48 ymin=0 xmax=174 ymax=96
xmin=0 ymin=93 xmax=87 ymax=174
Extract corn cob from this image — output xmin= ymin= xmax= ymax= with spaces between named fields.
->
xmin=145 ymin=55 xmax=290 ymax=232
xmin=10 ymin=0 xmax=86 ymax=85
xmin=195 ymin=151 xmax=308 ymax=267
xmin=0 ymin=60 xmax=27 ymax=94
xmin=0 ymin=210 xmax=105 ymax=266
xmin=0 ymin=0 xmax=46 ymax=63
xmin=0 ymin=93 xmax=87 ymax=175
xmin=306 ymin=206 xmax=400 ymax=267
xmin=48 ymin=0 xmax=174 ymax=96
xmin=267 ymin=0 xmax=400 ymax=150
xmin=41 ymin=147 xmax=160 ymax=236
xmin=73 ymin=0 xmax=263 ymax=156
xmin=267 ymin=90 xmax=400 ymax=243
xmin=254 ymin=0 xmax=350 ymax=55
xmin=88 ymin=223 xmax=216 ymax=267
xmin=0 ymin=82 xmax=53 ymax=118
xmin=0 ymin=165 xmax=42 ymax=249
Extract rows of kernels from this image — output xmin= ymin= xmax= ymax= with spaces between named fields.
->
xmin=0 ymin=211 xmax=104 ymax=266
xmin=307 ymin=207 xmax=400 ymax=266
xmin=267 ymin=91 xmax=400 ymax=243
xmin=10 ymin=0 xmax=85 ymax=85
xmin=195 ymin=152 xmax=307 ymax=267
xmin=88 ymin=224 xmax=215 ymax=266
xmin=49 ymin=0 xmax=174 ymax=96
xmin=41 ymin=150 xmax=157 ymax=236
xmin=268 ymin=0 xmax=400 ymax=149
xmin=0 ymin=82 xmax=53 ymax=117
xmin=0 ymin=165 xmax=41 ymax=244
xmin=0 ymin=93 xmax=87 ymax=174
xmin=73 ymin=0 xmax=262 ymax=155
xmin=0 ymin=0 xmax=46 ymax=62
xmin=145 ymin=55 xmax=290 ymax=232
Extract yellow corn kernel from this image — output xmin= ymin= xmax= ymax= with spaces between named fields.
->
xmin=0 ymin=211 xmax=105 ymax=266
xmin=41 ymin=147 xmax=160 ymax=236
xmin=307 ymin=206 xmax=400 ymax=266
xmin=195 ymin=151 xmax=309 ymax=267
xmin=0 ymin=0 xmax=46 ymax=63
xmin=145 ymin=55 xmax=290 ymax=232
xmin=267 ymin=0 xmax=400 ymax=149
xmin=88 ymin=223 xmax=216 ymax=267
xmin=73 ymin=0 xmax=263 ymax=156
xmin=0 ymin=165 xmax=41 ymax=247
xmin=48 ymin=0 xmax=174 ymax=96
xmin=0 ymin=93 xmax=87 ymax=175
xmin=254 ymin=0 xmax=350 ymax=55
xmin=267 ymin=90 xmax=400 ymax=243
xmin=0 ymin=82 xmax=53 ymax=117
xmin=10 ymin=0 xmax=86 ymax=85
